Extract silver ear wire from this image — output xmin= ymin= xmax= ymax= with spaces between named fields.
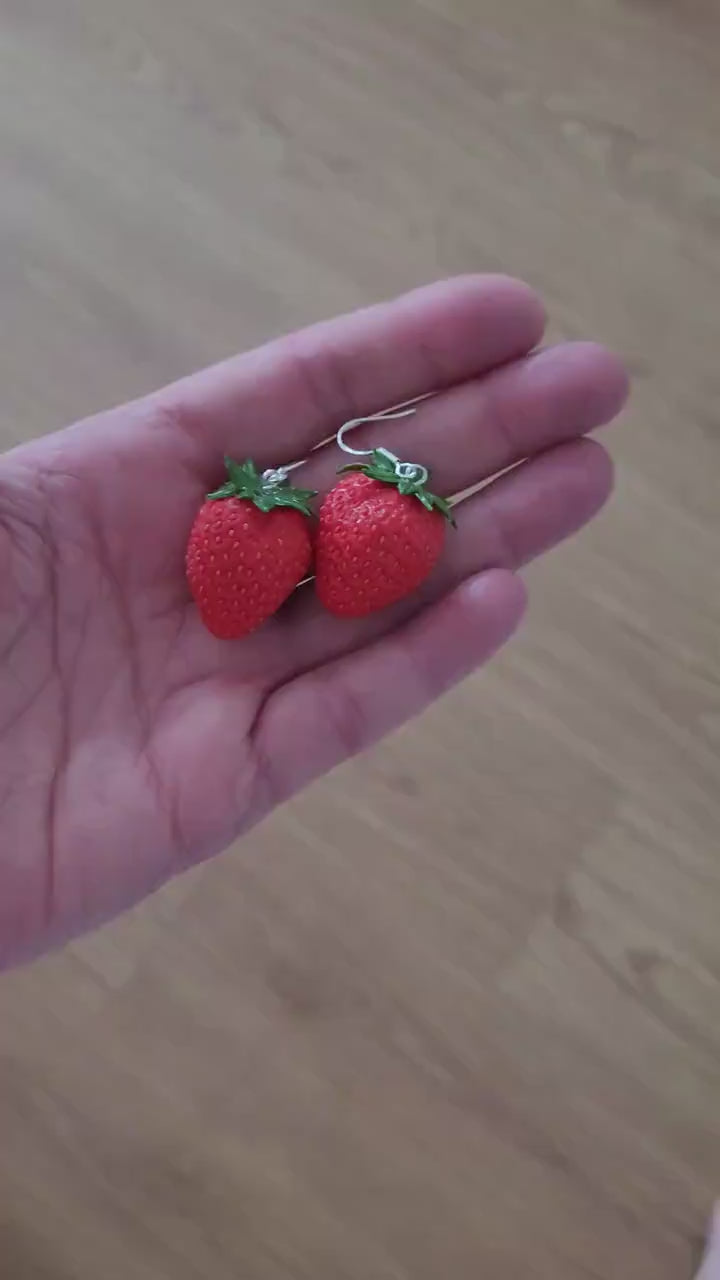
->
xmin=266 ymin=391 xmax=437 ymax=491
xmin=335 ymin=391 xmax=434 ymax=485
xmin=336 ymin=406 xmax=417 ymax=458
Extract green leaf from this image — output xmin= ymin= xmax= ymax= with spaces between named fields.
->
xmin=338 ymin=463 xmax=368 ymax=476
xmin=370 ymin=450 xmax=399 ymax=478
xmin=226 ymin=457 xmax=259 ymax=493
xmin=205 ymin=456 xmax=316 ymax=517
xmin=286 ymin=488 xmax=317 ymax=505
xmin=430 ymin=495 xmax=457 ymax=527
xmin=335 ymin=451 xmax=455 ymax=526
xmin=206 ymin=481 xmax=237 ymax=501
xmin=270 ymin=490 xmax=314 ymax=516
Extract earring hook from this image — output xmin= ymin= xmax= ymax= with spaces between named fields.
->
xmin=258 ymin=390 xmax=436 ymax=488
xmin=335 ymin=391 xmax=434 ymax=486
xmin=336 ymin=407 xmax=416 ymax=458
xmin=335 ymin=391 xmax=435 ymax=457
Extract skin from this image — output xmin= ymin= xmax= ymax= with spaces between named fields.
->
xmin=0 ymin=275 xmax=631 ymax=969
xmin=697 ymin=1211 xmax=720 ymax=1280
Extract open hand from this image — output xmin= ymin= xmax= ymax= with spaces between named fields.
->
xmin=0 ymin=276 xmax=628 ymax=966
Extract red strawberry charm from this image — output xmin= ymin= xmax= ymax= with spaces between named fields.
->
xmin=315 ymin=449 xmax=455 ymax=618
xmin=186 ymin=458 xmax=316 ymax=639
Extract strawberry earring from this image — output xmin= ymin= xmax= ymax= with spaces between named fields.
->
xmin=187 ymin=396 xmax=454 ymax=637
xmin=186 ymin=458 xmax=316 ymax=639
xmin=315 ymin=399 xmax=456 ymax=619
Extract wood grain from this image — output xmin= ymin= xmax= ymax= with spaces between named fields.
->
xmin=0 ymin=1 xmax=718 ymax=1276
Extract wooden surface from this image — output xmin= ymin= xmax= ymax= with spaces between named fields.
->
xmin=1 ymin=1 xmax=719 ymax=1277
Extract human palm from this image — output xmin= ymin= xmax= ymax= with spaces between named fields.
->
xmin=0 ymin=277 xmax=627 ymax=967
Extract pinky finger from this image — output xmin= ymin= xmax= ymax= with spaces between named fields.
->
xmin=253 ymin=568 xmax=527 ymax=800
xmin=696 ymin=1206 xmax=720 ymax=1280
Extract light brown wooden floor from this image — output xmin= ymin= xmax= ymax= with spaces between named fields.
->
xmin=1 ymin=2 xmax=719 ymax=1277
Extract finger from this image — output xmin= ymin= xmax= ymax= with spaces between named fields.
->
xmin=696 ymin=1206 xmax=720 ymax=1280
xmin=294 ymin=341 xmax=628 ymax=498
xmin=253 ymin=569 xmax=526 ymax=800
xmin=150 ymin=275 xmax=545 ymax=469
xmin=281 ymin=437 xmax=612 ymax=673
xmin=449 ymin=435 xmax=614 ymax=571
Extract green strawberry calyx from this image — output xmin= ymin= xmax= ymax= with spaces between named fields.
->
xmin=207 ymin=457 xmax=317 ymax=517
xmin=339 ymin=449 xmax=456 ymax=526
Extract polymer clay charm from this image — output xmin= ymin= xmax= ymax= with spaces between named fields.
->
xmin=315 ymin=404 xmax=455 ymax=619
xmin=186 ymin=458 xmax=316 ymax=639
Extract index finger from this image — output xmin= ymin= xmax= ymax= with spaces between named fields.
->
xmin=151 ymin=275 xmax=545 ymax=470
